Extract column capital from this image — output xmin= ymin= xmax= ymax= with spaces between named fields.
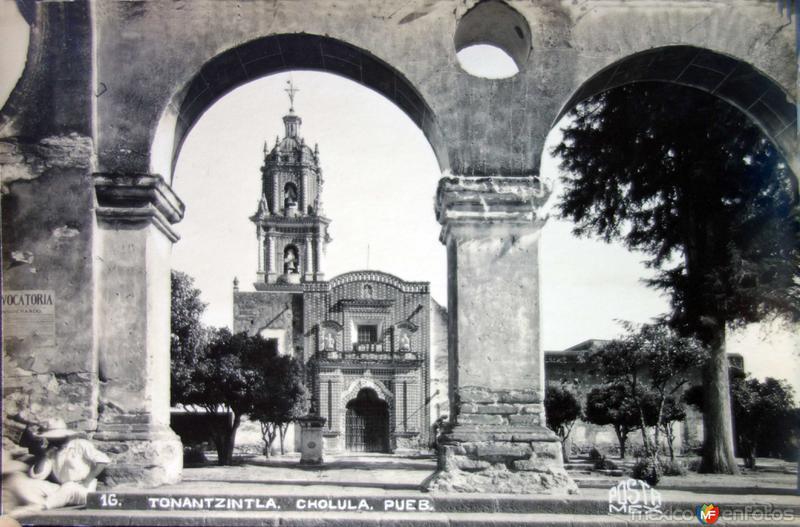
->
xmin=94 ymin=173 xmax=185 ymax=243
xmin=435 ymin=175 xmax=553 ymax=243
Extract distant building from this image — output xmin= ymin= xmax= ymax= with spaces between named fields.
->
xmin=544 ymin=339 xmax=744 ymax=455
xmin=233 ymin=89 xmax=444 ymax=454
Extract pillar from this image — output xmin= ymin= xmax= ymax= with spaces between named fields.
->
xmin=266 ymin=234 xmax=277 ymax=283
xmin=304 ymin=236 xmax=314 ymax=281
xmin=92 ymin=174 xmax=184 ymax=487
xmin=301 ymin=171 xmax=308 ymax=214
xmin=427 ymin=175 xmax=576 ymax=494
xmin=256 ymin=226 xmax=265 ymax=282
xmin=315 ymin=234 xmax=326 ymax=280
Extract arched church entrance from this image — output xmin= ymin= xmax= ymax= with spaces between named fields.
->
xmin=345 ymin=388 xmax=390 ymax=453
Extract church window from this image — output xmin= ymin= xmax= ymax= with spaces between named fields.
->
xmin=357 ymin=325 xmax=378 ymax=344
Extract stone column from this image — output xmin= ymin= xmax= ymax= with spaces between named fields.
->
xmin=92 ymin=174 xmax=185 ymax=487
xmin=256 ymin=226 xmax=265 ymax=282
xmin=301 ymin=171 xmax=309 ymax=214
xmin=304 ymin=236 xmax=314 ymax=281
xmin=315 ymin=234 xmax=326 ymax=280
xmin=427 ymin=175 xmax=575 ymax=494
xmin=266 ymin=234 xmax=277 ymax=283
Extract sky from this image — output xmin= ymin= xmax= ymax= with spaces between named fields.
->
xmin=0 ymin=1 xmax=797 ymax=392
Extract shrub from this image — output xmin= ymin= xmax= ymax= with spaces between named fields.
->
xmin=661 ymin=459 xmax=687 ymax=476
xmin=631 ymin=458 xmax=662 ymax=486
xmin=687 ymin=458 xmax=702 ymax=472
xmin=588 ymin=447 xmax=603 ymax=462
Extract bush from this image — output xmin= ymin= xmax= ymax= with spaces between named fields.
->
xmin=661 ymin=459 xmax=687 ymax=476
xmin=631 ymin=458 xmax=662 ymax=486
xmin=594 ymin=456 xmax=619 ymax=471
xmin=588 ymin=447 xmax=603 ymax=462
xmin=687 ymin=458 xmax=702 ymax=472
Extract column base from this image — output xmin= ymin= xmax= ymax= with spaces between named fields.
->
xmin=93 ymin=422 xmax=183 ymax=488
xmin=426 ymin=424 xmax=577 ymax=494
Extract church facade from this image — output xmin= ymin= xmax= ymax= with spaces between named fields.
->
xmin=233 ymin=90 xmax=438 ymax=454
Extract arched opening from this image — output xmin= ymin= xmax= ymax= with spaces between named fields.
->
xmin=345 ymin=388 xmax=390 ymax=453
xmin=552 ymin=46 xmax=797 ymax=176
xmin=539 ymin=46 xmax=798 ymax=467
xmin=152 ymin=33 xmax=449 ymax=181
xmin=283 ymin=182 xmax=298 ymax=215
xmin=282 ymin=244 xmax=300 ymax=276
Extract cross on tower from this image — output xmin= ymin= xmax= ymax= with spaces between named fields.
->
xmin=285 ymin=79 xmax=299 ymax=110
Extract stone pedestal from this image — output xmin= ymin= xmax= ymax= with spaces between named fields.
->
xmin=427 ymin=175 xmax=576 ymax=494
xmin=93 ymin=174 xmax=185 ymax=487
xmin=297 ymin=415 xmax=327 ymax=465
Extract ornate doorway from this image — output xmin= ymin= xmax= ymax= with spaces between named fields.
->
xmin=345 ymin=388 xmax=390 ymax=453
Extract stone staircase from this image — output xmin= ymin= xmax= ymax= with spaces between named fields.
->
xmin=564 ymin=456 xmax=625 ymax=489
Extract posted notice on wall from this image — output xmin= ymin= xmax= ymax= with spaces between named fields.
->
xmin=1 ymin=290 xmax=56 ymax=347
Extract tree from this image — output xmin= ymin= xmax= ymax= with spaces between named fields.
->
xmin=554 ymin=82 xmax=800 ymax=473
xmin=584 ymin=384 xmax=640 ymax=459
xmin=545 ymin=384 xmax=582 ymax=462
xmin=658 ymin=397 xmax=686 ymax=461
xmin=590 ymin=324 xmax=706 ymax=466
xmin=249 ymin=348 xmax=309 ymax=458
xmin=687 ymin=375 xmax=797 ymax=468
xmin=170 ymin=270 xmax=209 ymax=405
xmin=181 ymin=329 xmax=269 ymax=465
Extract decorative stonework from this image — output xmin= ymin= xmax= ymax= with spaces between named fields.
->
xmin=328 ymin=270 xmax=429 ymax=293
xmin=340 ymin=377 xmax=394 ymax=404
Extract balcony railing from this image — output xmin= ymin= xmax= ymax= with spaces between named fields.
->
xmin=353 ymin=343 xmax=383 ymax=352
xmin=318 ymin=349 xmax=418 ymax=362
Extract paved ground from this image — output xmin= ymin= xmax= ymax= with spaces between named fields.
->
xmin=137 ymin=453 xmax=437 ymax=494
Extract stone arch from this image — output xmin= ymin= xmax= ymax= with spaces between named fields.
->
xmin=151 ymin=33 xmax=448 ymax=182
xmin=552 ymin=45 xmax=798 ymax=175
xmin=341 ymin=377 xmax=394 ymax=405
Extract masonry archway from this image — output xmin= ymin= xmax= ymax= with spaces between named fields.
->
xmin=540 ymin=44 xmax=798 ymax=479
xmin=152 ymin=33 xmax=449 ymax=182
xmin=552 ymin=45 xmax=798 ymax=177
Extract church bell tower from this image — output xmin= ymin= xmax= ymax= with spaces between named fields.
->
xmin=251 ymin=81 xmax=331 ymax=288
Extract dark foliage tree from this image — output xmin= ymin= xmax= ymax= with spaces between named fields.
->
xmin=545 ymin=384 xmax=582 ymax=461
xmin=249 ymin=349 xmax=309 ymax=458
xmin=180 ymin=329 xmax=269 ymax=465
xmin=686 ymin=375 xmax=797 ymax=468
xmin=590 ymin=324 xmax=706 ymax=466
xmin=554 ymin=82 xmax=800 ymax=473
xmin=170 ymin=270 xmax=209 ymax=405
xmin=584 ymin=384 xmax=641 ymax=459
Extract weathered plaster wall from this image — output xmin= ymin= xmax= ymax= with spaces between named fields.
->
xmin=1 ymin=140 xmax=97 ymax=432
xmin=1 ymin=1 xmax=97 ymax=436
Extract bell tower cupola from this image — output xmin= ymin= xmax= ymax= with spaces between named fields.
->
xmin=250 ymin=80 xmax=331 ymax=288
